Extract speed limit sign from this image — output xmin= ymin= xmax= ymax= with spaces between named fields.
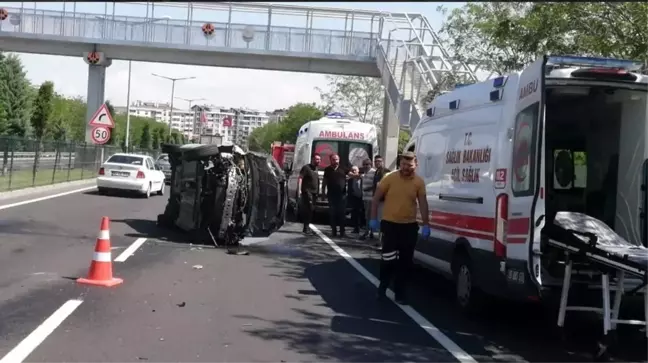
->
xmin=91 ymin=126 xmax=111 ymax=145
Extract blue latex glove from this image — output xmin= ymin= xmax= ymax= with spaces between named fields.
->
xmin=369 ymin=219 xmax=380 ymax=232
xmin=421 ymin=225 xmax=431 ymax=239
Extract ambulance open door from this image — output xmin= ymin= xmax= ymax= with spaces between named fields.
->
xmin=508 ymin=56 xmax=547 ymax=288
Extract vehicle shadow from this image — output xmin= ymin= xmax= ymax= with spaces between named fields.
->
xmin=82 ymin=190 xmax=143 ymax=199
xmin=111 ymin=218 xmax=196 ymax=245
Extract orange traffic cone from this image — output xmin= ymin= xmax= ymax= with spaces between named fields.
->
xmin=77 ymin=216 xmax=123 ymax=287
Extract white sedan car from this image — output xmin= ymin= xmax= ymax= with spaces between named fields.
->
xmin=97 ymin=153 xmax=166 ymax=198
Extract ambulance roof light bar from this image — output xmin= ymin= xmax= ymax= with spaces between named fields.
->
xmin=547 ymin=56 xmax=644 ymax=72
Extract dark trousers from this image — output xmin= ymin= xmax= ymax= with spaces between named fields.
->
xmin=348 ymin=196 xmax=364 ymax=231
xmin=378 ymin=220 xmax=419 ymax=298
xmin=328 ymin=194 xmax=346 ymax=234
xmin=300 ymin=191 xmax=316 ymax=231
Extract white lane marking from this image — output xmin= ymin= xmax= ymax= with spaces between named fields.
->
xmin=114 ymin=238 xmax=147 ymax=262
xmin=0 ymin=299 xmax=83 ymax=363
xmin=0 ymin=186 xmax=96 ymax=211
xmin=310 ymin=224 xmax=478 ymax=363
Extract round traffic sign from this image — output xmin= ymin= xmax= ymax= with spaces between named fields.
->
xmin=91 ymin=126 xmax=111 ymax=145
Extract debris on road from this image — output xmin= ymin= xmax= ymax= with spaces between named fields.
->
xmin=192 ymin=264 xmax=203 ymax=270
xmin=176 ymin=302 xmax=186 ymax=307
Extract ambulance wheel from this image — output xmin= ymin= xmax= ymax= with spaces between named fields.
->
xmin=453 ymin=252 xmax=485 ymax=315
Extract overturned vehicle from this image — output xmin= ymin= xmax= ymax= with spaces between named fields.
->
xmin=157 ymin=143 xmax=288 ymax=252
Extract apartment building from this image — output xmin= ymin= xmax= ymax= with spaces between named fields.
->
xmin=123 ymin=100 xmax=269 ymax=146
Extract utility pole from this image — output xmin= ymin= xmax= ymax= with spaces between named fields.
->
xmin=151 ymin=73 xmax=195 ymax=136
xmin=175 ymin=97 xmax=206 ymax=142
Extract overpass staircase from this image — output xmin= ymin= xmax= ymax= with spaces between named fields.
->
xmin=375 ymin=13 xmax=479 ymax=132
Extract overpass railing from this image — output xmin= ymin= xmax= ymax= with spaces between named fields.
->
xmin=0 ymin=136 xmax=160 ymax=193
xmin=0 ymin=6 xmax=379 ymax=58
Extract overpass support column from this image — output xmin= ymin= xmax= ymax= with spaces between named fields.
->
xmin=381 ymin=91 xmax=399 ymax=170
xmin=84 ymin=59 xmax=112 ymax=143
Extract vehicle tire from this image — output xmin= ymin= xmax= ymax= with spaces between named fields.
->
xmin=161 ymin=143 xmax=183 ymax=154
xmin=184 ymin=145 xmax=221 ymax=161
xmin=158 ymin=183 xmax=165 ymax=196
xmin=453 ymin=252 xmax=486 ymax=315
xmin=143 ymin=183 xmax=151 ymax=199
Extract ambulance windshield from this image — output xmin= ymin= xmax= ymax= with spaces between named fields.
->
xmin=313 ymin=140 xmax=372 ymax=169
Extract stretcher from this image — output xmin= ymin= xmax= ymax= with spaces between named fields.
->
xmin=544 ymin=212 xmax=648 ymax=358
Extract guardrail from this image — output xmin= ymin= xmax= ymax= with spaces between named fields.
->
xmin=0 ymin=138 xmax=161 ymax=193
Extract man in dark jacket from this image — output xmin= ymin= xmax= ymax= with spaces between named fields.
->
xmin=299 ymin=154 xmax=321 ymax=235
xmin=322 ymin=153 xmax=349 ymax=238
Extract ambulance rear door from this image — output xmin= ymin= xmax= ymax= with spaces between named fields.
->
xmin=508 ymin=56 xmax=547 ymax=289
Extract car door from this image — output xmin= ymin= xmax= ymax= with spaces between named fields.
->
xmin=148 ymin=157 xmax=163 ymax=185
xmin=244 ymin=152 xmax=287 ymax=237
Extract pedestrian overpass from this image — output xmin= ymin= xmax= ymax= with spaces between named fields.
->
xmin=0 ymin=2 xmax=482 ymax=167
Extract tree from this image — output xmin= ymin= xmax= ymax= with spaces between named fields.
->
xmin=438 ymin=2 xmax=648 ymax=76
xmin=316 ymin=76 xmax=383 ymax=124
xmin=249 ymin=103 xmax=323 ymax=152
xmin=30 ymin=81 xmax=54 ymax=140
xmin=398 ymin=130 xmax=411 ymax=154
xmin=104 ymin=100 xmax=119 ymax=146
xmin=151 ymin=129 xmax=161 ymax=149
xmin=139 ymin=123 xmax=152 ymax=149
xmin=0 ymin=53 xmax=33 ymax=137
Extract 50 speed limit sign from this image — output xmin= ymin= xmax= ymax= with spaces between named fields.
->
xmin=91 ymin=126 xmax=111 ymax=145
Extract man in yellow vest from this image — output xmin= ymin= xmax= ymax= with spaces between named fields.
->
xmin=369 ymin=152 xmax=430 ymax=305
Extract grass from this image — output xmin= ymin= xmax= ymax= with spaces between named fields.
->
xmin=0 ymin=167 xmax=97 ymax=192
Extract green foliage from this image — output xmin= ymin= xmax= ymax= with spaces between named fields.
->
xmin=0 ymin=53 xmax=32 ymax=137
xmin=398 ymin=130 xmax=411 ymax=154
xmin=316 ymin=76 xmax=383 ymax=124
xmin=30 ymin=81 xmax=54 ymax=139
xmin=248 ymin=103 xmax=323 ymax=152
xmin=139 ymin=123 xmax=152 ymax=149
xmin=438 ymin=2 xmax=648 ymax=76
xmin=0 ymin=53 xmax=188 ymax=152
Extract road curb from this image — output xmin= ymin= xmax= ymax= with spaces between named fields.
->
xmin=0 ymin=178 xmax=96 ymax=200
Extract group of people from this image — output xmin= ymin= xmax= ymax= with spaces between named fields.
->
xmin=298 ymin=153 xmax=390 ymax=239
xmin=299 ymin=151 xmax=431 ymax=305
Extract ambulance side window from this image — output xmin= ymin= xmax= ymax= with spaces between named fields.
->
xmin=512 ymin=102 xmax=540 ymax=197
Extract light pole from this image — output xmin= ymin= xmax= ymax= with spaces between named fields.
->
xmin=175 ymin=97 xmax=206 ymax=141
xmin=105 ymin=15 xmax=170 ymax=151
xmin=151 ymin=73 xmax=195 ymax=136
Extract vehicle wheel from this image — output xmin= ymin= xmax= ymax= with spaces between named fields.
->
xmin=144 ymin=183 xmax=151 ymax=199
xmin=161 ymin=143 xmax=183 ymax=154
xmin=184 ymin=145 xmax=221 ymax=161
xmin=453 ymin=252 xmax=485 ymax=315
xmin=158 ymin=183 xmax=165 ymax=196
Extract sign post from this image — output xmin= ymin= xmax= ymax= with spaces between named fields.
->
xmin=88 ymin=103 xmax=116 ymax=148
xmin=91 ymin=126 xmax=111 ymax=145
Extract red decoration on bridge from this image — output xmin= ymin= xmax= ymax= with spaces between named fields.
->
xmin=202 ymin=23 xmax=215 ymax=38
xmin=0 ymin=9 xmax=8 ymax=21
xmin=86 ymin=51 xmax=100 ymax=65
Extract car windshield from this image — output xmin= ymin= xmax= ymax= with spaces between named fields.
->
xmin=313 ymin=140 xmax=372 ymax=169
xmin=107 ymin=155 xmax=144 ymax=165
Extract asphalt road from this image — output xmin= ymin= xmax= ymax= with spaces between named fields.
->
xmin=0 ymin=185 xmax=645 ymax=362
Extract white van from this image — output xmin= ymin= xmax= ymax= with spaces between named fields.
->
xmin=287 ymin=113 xmax=379 ymax=213
xmin=407 ymin=56 xmax=647 ymax=312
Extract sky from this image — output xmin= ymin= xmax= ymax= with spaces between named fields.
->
xmin=0 ymin=1 xmax=464 ymax=111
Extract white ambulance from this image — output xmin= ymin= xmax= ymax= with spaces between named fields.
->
xmin=286 ymin=113 xmax=379 ymax=214
xmin=406 ymin=56 xmax=647 ymax=313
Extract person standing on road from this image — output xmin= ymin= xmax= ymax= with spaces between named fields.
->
xmin=369 ymin=152 xmax=430 ymax=305
xmin=360 ymin=158 xmax=376 ymax=240
xmin=322 ymin=153 xmax=349 ymax=238
xmin=347 ymin=165 xmax=364 ymax=234
xmin=299 ymin=154 xmax=321 ymax=235
xmin=361 ymin=155 xmax=391 ymax=242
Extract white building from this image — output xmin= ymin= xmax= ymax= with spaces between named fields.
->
xmin=123 ymin=100 xmax=269 ymax=146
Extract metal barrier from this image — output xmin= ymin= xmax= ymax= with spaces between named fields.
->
xmin=0 ymin=137 xmax=160 ymax=192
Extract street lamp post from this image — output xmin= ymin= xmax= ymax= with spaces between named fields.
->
xmin=151 ymin=73 xmax=195 ymax=136
xmin=101 ymin=15 xmax=171 ymax=151
xmin=175 ymin=97 xmax=206 ymax=141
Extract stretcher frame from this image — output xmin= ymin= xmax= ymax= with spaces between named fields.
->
xmin=546 ymin=231 xmax=648 ymax=357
